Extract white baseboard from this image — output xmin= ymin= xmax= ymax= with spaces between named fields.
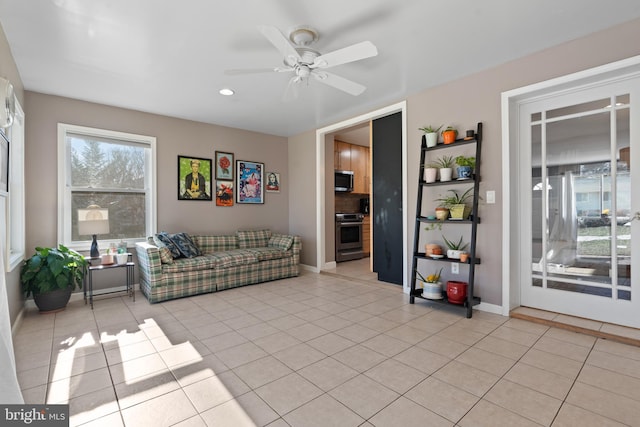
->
xmin=475 ymin=301 xmax=504 ymax=316
xmin=323 ymin=261 xmax=337 ymax=270
xmin=299 ymin=264 xmax=319 ymax=273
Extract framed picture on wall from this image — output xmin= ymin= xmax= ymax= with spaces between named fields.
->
xmin=236 ymin=160 xmax=264 ymax=204
xmin=266 ymin=172 xmax=280 ymax=192
xmin=178 ymin=155 xmax=212 ymax=201
xmin=216 ymin=181 xmax=234 ymax=206
xmin=0 ymin=131 xmax=8 ymax=193
xmin=215 ymin=151 xmax=234 ymax=180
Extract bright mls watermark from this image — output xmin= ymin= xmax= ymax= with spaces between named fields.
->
xmin=1 ymin=405 xmax=69 ymax=426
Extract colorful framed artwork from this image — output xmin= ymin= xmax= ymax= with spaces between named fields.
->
xmin=215 ymin=151 xmax=234 ymax=180
xmin=236 ymin=160 xmax=264 ymax=204
xmin=178 ymin=155 xmax=212 ymax=201
xmin=266 ymin=172 xmax=280 ymax=193
xmin=216 ymin=181 xmax=234 ymax=206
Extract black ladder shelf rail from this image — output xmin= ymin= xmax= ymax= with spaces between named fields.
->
xmin=410 ymin=122 xmax=483 ymax=318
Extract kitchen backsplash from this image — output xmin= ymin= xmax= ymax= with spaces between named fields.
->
xmin=335 ymin=193 xmax=363 ymax=213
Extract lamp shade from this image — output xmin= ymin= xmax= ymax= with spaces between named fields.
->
xmin=78 ymin=208 xmax=110 ymax=235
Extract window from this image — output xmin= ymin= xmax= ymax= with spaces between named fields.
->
xmin=1 ymin=98 xmax=25 ymax=272
xmin=58 ymin=124 xmax=156 ymax=250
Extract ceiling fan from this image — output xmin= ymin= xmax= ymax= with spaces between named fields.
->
xmin=225 ymin=25 xmax=378 ymax=98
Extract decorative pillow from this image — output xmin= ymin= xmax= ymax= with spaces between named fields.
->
xmin=237 ymin=229 xmax=272 ymax=249
xmin=157 ymin=245 xmax=174 ymax=264
xmin=169 ymin=232 xmax=202 ymax=258
xmin=268 ymin=235 xmax=294 ymax=251
xmin=154 ymin=232 xmax=181 ymax=259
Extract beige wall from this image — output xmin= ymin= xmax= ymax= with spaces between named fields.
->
xmin=287 ymin=129 xmax=316 ymax=266
xmin=24 ymin=92 xmax=290 ymax=253
xmin=289 ymin=17 xmax=640 ymax=307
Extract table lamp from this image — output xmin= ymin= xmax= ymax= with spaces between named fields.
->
xmin=78 ymin=205 xmax=110 ymax=258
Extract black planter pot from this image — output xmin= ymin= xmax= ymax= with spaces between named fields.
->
xmin=33 ymin=287 xmax=73 ymax=313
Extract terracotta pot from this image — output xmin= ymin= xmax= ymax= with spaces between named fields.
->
xmin=447 ymin=281 xmax=467 ymax=305
xmin=425 ymin=243 xmax=441 ymax=256
xmin=442 ymin=130 xmax=457 ymax=144
xmin=459 ymin=252 xmax=469 ymax=263
xmin=435 ymin=208 xmax=449 ymax=221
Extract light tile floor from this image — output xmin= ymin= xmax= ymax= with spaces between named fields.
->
xmin=13 ymin=261 xmax=640 ymax=426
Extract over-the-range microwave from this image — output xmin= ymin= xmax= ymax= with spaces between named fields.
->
xmin=335 ymin=170 xmax=354 ymax=192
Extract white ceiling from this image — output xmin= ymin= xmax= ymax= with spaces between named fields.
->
xmin=1 ymin=0 xmax=640 ymax=137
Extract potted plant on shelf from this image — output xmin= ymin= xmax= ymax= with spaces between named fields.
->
xmin=441 ymin=126 xmax=458 ymax=144
xmin=423 ymin=161 xmax=438 ymax=183
xmin=435 ymin=188 xmax=474 ymax=220
xmin=416 ymin=267 xmax=444 ymax=299
xmin=433 ymin=155 xmax=455 ymax=182
xmin=442 ymin=235 xmax=469 ymax=260
xmin=419 ymin=125 xmax=442 ymax=148
xmin=455 ymin=155 xmax=476 ymax=180
xmin=20 ymin=245 xmax=88 ymax=313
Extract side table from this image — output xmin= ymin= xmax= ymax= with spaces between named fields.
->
xmin=84 ymin=254 xmax=135 ymax=309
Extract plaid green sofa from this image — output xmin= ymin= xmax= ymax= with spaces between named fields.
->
xmin=136 ymin=230 xmax=301 ymax=303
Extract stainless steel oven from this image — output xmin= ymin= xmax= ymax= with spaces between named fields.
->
xmin=335 ymin=213 xmax=364 ymax=262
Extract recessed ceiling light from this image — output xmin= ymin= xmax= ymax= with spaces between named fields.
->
xmin=219 ymin=88 xmax=234 ymax=96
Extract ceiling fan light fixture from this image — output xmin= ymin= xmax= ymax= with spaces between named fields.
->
xmin=288 ymin=26 xmax=318 ymax=47
xmin=219 ymin=88 xmax=235 ymax=96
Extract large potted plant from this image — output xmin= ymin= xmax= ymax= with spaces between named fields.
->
xmin=419 ymin=125 xmax=442 ymax=148
xmin=21 ymin=245 xmax=88 ymax=313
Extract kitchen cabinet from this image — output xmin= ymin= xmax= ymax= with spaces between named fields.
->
xmin=334 ymin=140 xmax=369 ymax=194
xmin=334 ymin=140 xmax=351 ymax=171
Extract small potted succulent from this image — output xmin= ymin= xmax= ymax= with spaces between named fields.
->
xmin=441 ymin=126 xmax=458 ymax=144
xmin=442 ymin=235 xmax=469 ymax=260
xmin=419 ymin=125 xmax=442 ymax=148
xmin=455 ymin=155 xmax=476 ymax=180
xmin=433 ymin=155 xmax=455 ymax=182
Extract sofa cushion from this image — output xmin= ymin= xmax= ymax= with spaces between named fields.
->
xmin=268 ymin=234 xmax=294 ymax=251
xmin=161 ymin=255 xmax=219 ymax=273
xmin=245 ymin=247 xmax=290 ymax=262
xmin=237 ymin=229 xmax=272 ymax=249
xmin=193 ymin=235 xmax=238 ymax=254
xmin=154 ymin=232 xmax=182 ymax=259
xmin=209 ymin=249 xmax=259 ymax=268
xmin=169 ymin=232 xmax=201 ymax=258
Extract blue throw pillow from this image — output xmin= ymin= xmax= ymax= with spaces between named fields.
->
xmin=154 ymin=232 xmax=182 ymax=259
xmin=169 ymin=232 xmax=201 ymax=258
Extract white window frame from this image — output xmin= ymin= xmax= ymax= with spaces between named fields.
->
xmin=1 ymin=97 xmax=25 ymax=272
xmin=57 ymin=123 xmax=157 ymax=251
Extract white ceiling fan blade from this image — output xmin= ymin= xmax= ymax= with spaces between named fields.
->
xmin=313 ymin=71 xmax=366 ymax=96
xmin=258 ymin=25 xmax=302 ymax=64
xmin=311 ymin=41 xmax=377 ymax=69
xmin=225 ymin=67 xmax=293 ymax=75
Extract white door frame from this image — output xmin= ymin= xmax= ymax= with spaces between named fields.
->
xmin=315 ymin=101 xmax=408 ymax=290
xmin=501 ymin=55 xmax=640 ymax=316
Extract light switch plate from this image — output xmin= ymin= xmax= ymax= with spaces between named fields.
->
xmin=486 ymin=190 xmax=495 ymax=204
xmin=451 ymin=263 xmax=459 ymax=274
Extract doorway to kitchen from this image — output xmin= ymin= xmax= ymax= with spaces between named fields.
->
xmin=315 ymin=101 xmax=407 ymax=288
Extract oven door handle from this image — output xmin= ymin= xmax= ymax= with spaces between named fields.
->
xmin=337 ymin=221 xmax=363 ymax=226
